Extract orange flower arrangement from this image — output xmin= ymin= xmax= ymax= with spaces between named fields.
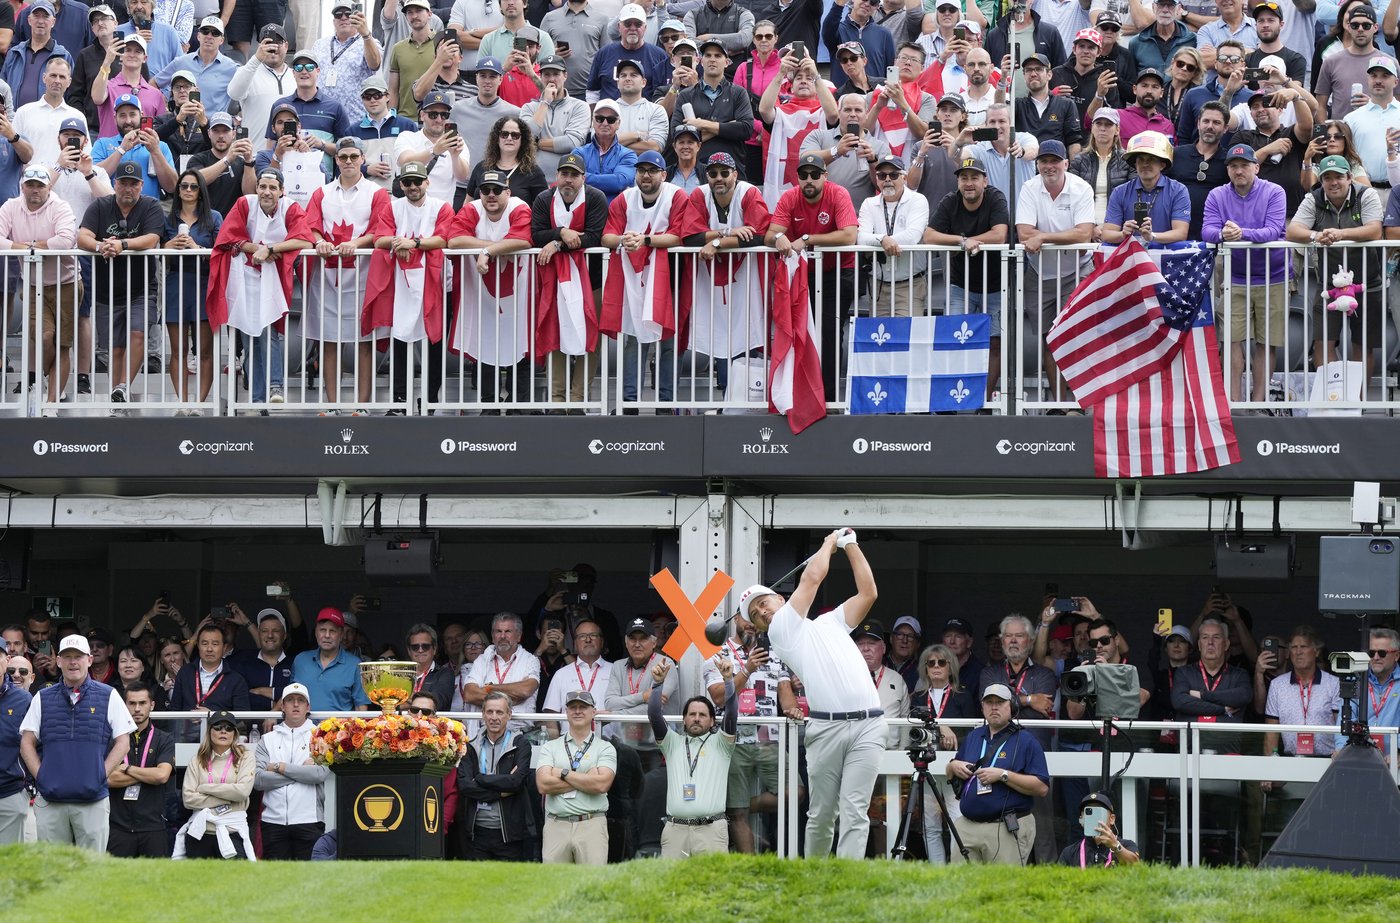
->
xmin=311 ymin=713 xmax=469 ymax=766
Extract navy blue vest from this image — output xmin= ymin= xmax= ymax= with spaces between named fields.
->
xmin=36 ymin=678 xmax=116 ymax=803
xmin=0 ymin=678 xmax=31 ymax=798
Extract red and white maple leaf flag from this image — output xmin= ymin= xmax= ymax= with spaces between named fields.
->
xmin=769 ymin=252 xmax=825 ymax=434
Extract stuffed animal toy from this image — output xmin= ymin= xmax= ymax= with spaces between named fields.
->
xmin=1325 ymin=267 xmax=1362 ymax=316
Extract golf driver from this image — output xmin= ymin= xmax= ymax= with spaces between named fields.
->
xmin=703 ymin=529 xmax=855 ymax=643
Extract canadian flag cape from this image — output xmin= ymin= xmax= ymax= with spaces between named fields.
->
xmin=534 ymin=189 xmax=597 ymax=360
xmin=762 ymin=97 xmax=825 ymax=210
xmin=686 ymin=181 xmax=771 ymax=360
xmin=447 ymin=197 xmax=534 ymax=365
xmin=362 ymin=194 xmax=456 ymax=344
xmin=599 ymin=183 xmax=690 ymax=345
xmin=303 ymin=180 xmax=394 ymax=342
xmin=207 ymin=195 xmax=312 ymax=336
xmin=872 ymin=81 xmax=927 ymax=160
xmin=769 ymin=251 xmax=825 ymax=434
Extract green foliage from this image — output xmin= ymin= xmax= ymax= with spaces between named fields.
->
xmin=4 ymin=844 xmax=1400 ymax=923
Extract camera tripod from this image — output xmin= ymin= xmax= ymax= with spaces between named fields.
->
xmin=890 ymin=718 xmax=970 ymax=863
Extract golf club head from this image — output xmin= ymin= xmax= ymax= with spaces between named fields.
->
xmin=703 ymin=612 xmax=733 ymax=645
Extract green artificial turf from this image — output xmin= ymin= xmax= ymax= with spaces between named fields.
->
xmin=4 ymin=844 xmax=1399 ymax=923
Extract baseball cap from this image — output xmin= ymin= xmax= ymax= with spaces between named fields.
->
xmin=316 ymin=607 xmax=345 ymax=627
xmin=402 ymin=0 xmax=432 ymax=8
xmin=198 ymin=14 xmax=224 ymax=31
xmin=673 ymin=124 xmax=701 ymax=142
xmin=1318 ymin=154 xmax=1352 ymax=176
xmin=516 ymin=24 xmax=540 ymax=43
xmin=114 ymin=93 xmax=142 ymax=112
xmin=893 ymin=616 xmax=922 ymax=636
xmin=1074 ymin=27 xmax=1102 ymax=46
xmin=256 ymin=608 xmax=286 ymax=629
xmin=1257 ymin=54 xmax=1288 ymax=75
xmin=291 ymin=49 xmax=319 ymax=66
xmin=938 ymin=92 xmax=967 ymax=110
xmin=170 ymin=69 xmax=199 ymax=86
xmin=259 ymin=23 xmax=287 ymax=41
xmin=1023 ymin=52 xmax=1051 ymax=69
xmin=331 ymin=0 xmax=354 ymax=9
xmin=705 ymin=152 xmax=738 ymax=170
xmin=1050 ymin=623 xmax=1074 ymax=641
xmin=537 ymin=53 xmax=567 ymax=71
xmin=614 ymin=58 xmax=645 ymax=76
xmin=739 ymin=584 xmax=776 ymax=617
xmin=593 ymin=97 xmax=621 ymax=115
xmin=58 ymin=116 xmax=87 ymax=135
xmin=619 ymin=2 xmax=647 ymax=22
xmin=837 ymin=40 xmax=865 ymax=58
xmin=113 ymin=161 xmax=143 ymax=182
xmin=956 ymin=19 xmax=982 ymax=34
xmin=281 ymin=682 xmax=311 ymax=704
xmin=89 ymin=3 xmax=116 ymax=20
xmin=121 ymin=32 xmax=147 ymax=52
xmin=398 ymin=160 xmax=428 ymax=181
xmin=28 ymin=0 xmax=55 ymax=16
xmin=207 ymin=111 xmax=234 ymax=129
xmin=1250 ymin=0 xmax=1283 ymax=16
xmin=342 ymin=612 xmax=359 ymax=630
xmin=420 ymin=89 xmax=452 ymax=110
xmin=1348 ymin=3 xmax=1377 ymax=20
xmin=659 ymin=18 xmax=686 ymax=33
xmin=935 ymin=0 xmax=958 ymax=8
xmin=1167 ymin=625 xmax=1194 ymax=644
xmin=207 ymin=710 xmax=239 ymax=730
xmin=1080 ymin=791 xmax=1116 ymax=813
xmin=564 ymin=689 xmax=596 ymax=707
xmin=982 ymin=682 xmax=1014 ymax=702
xmin=362 ymin=75 xmax=389 ymax=94
xmin=956 ymin=155 xmax=987 ymax=174
xmin=797 ymin=151 xmax=827 ymax=173
xmin=636 ymin=150 xmax=666 ymax=170
xmin=942 ymin=617 xmax=974 ymax=636
xmin=1092 ymin=107 xmax=1120 ymax=125
xmin=1097 ymin=12 xmax=1122 ymax=27
xmin=337 ymin=135 xmax=365 ymax=153
xmin=58 ymin=634 xmax=90 ymax=655
xmin=672 ymin=37 xmax=698 ymax=54
xmin=1225 ymin=143 xmax=1257 ymax=163
xmin=1037 ymin=140 xmax=1068 ymax=160
xmin=851 ymin=619 xmax=885 ymax=642
xmin=479 ymin=170 xmax=508 ymax=189
xmin=557 ymin=152 xmax=586 ymax=174
xmin=258 ymin=167 xmax=284 ymax=185
xmin=698 ymin=37 xmax=726 ymax=55
xmin=625 ymin=616 xmax=656 ymax=637
xmin=1368 ymin=54 xmax=1398 ymax=76
xmin=86 ymin=627 xmax=115 ymax=646
xmin=876 ymin=154 xmax=906 ymax=173
xmin=476 ymin=56 xmax=504 ymax=75
xmin=270 ymin=101 xmax=299 ymax=120
xmin=1135 ymin=67 xmax=1165 ymax=84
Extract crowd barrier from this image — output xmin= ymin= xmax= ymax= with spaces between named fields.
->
xmin=143 ymin=710 xmax=1398 ymax=866
xmin=4 ymin=241 xmax=1399 ymax=419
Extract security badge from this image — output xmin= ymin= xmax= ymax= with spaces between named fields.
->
xmin=683 ymin=783 xmax=697 ymax=801
xmin=124 ymin=784 xmax=141 ymax=800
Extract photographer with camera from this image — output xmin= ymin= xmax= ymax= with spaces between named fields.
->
xmin=945 ymin=683 xmax=1049 ymax=865
xmin=530 ymin=564 xmax=621 ymax=656
xmin=909 ymin=643 xmax=976 ymax=863
xmin=1058 ymin=792 xmax=1139 ymax=866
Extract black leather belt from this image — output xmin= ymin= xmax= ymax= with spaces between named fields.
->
xmin=967 ymin=808 xmax=1034 ymax=824
xmin=665 ymin=813 xmax=726 ymax=826
xmin=807 ymin=708 xmax=884 ymax=721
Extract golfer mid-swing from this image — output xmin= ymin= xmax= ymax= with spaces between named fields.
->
xmin=738 ymin=528 xmax=880 ymax=859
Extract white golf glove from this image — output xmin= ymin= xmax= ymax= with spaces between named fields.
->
xmin=835 ymin=528 xmax=857 ymax=549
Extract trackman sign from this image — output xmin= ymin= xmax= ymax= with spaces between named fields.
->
xmin=32 ymin=440 xmax=108 ymax=455
xmin=851 ymin=437 xmax=931 ymax=454
xmin=1255 ymin=439 xmax=1341 ymax=456
xmin=996 ymin=439 xmax=1077 ymax=455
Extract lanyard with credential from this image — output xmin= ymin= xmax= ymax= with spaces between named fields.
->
xmin=207 ymin=751 xmax=233 ymax=785
xmin=1199 ymin=663 xmax=1224 ymax=694
xmin=927 ymin=687 xmax=951 ymax=719
xmin=574 ymin=661 xmax=600 ymax=692
xmin=126 ymin=725 xmax=155 ymax=768
xmin=564 ymin=733 xmax=594 ymax=770
xmin=684 ymin=732 xmax=714 ymax=778
xmin=480 ymin=731 xmax=513 ymax=775
xmin=977 ymin=733 xmax=1009 ymax=769
xmin=1370 ymin=676 xmax=1397 ymax=720
xmin=1080 ymin=838 xmax=1113 ymax=868
xmin=195 ymin=670 xmax=224 ymax=706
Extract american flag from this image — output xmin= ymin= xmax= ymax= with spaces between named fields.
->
xmin=1047 ymin=240 xmax=1240 ymax=478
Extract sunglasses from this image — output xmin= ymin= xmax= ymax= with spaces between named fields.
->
xmin=479 ymin=186 xmax=506 ymax=194
xmin=1349 ymin=19 xmax=1375 ymax=28
xmin=408 ymin=642 xmax=434 ymax=652
xmin=1217 ymin=54 xmax=1243 ymax=63
xmin=6 ymin=667 xmax=30 ymax=676
xmin=706 ymin=168 xmax=732 ymax=177
xmin=1326 ymin=132 xmax=1344 ymax=140
xmin=1099 ymin=22 xmax=1120 ymax=30
xmin=660 ymin=34 xmax=679 ymax=42
xmin=1174 ymin=60 xmax=1197 ymax=71
xmin=498 ymin=129 xmax=521 ymax=138
xmin=926 ymin=659 xmax=949 ymax=668
xmin=875 ymin=171 xmax=901 ymax=180
xmin=754 ymin=33 xmax=775 ymax=40
xmin=796 ymin=169 xmax=823 ymax=180
xmin=1194 ymin=159 xmax=1210 ymax=181
xmin=1091 ymin=635 xmax=1116 ymax=646
xmin=838 ymin=55 xmax=859 ymax=64
xmin=399 ymin=176 xmax=425 ymax=186
xmin=293 ymin=62 xmax=317 ymax=72
xmin=199 ymin=27 xmax=221 ymax=36
xmin=177 ymin=181 xmax=200 ymax=190
xmin=337 ymin=151 xmax=362 ymax=160
xmin=1370 ymin=649 xmax=1397 ymax=658
xmin=211 ymin=724 xmax=237 ymax=733
xmin=422 ymin=110 xmax=449 ymax=118
xmin=333 ymin=8 xmax=352 ymax=16
xmin=405 ymin=705 xmax=435 ymax=716
xmin=594 ymin=115 xmax=618 ymax=123
xmin=362 ymin=91 xmax=385 ymax=100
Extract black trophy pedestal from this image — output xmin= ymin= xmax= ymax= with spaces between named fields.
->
xmin=332 ymin=758 xmax=449 ymax=859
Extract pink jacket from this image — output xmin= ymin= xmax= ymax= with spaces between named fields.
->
xmin=0 ymin=193 xmax=76 ymax=284
xmin=733 ymin=49 xmax=783 ymax=147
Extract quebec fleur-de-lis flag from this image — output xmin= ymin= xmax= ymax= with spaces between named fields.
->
xmin=848 ymin=314 xmax=992 ymax=414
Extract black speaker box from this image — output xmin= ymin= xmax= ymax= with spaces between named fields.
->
xmin=1213 ymin=533 xmax=1294 ymax=590
xmin=364 ymin=533 xmax=438 ymax=587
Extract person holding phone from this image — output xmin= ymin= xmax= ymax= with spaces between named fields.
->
xmin=588 ymin=4 xmax=670 ymax=105
xmin=757 ymin=48 xmax=837 ymax=208
xmin=497 ymin=24 xmax=544 ymax=106
xmin=154 ymin=70 xmax=211 ymax=159
xmin=1100 ymin=129 xmax=1189 ymax=244
xmin=150 ymin=17 xmax=239 ymax=119
xmin=162 ymin=168 xmax=222 ymax=409
xmin=307 ymin=1 xmax=382 ymax=124
xmin=801 ymin=91 xmax=888 ymax=207
xmin=91 ymin=35 xmax=167 ymax=142
xmin=669 ymin=38 xmax=753 ymax=168
xmin=1058 ymin=792 xmax=1138 ymax=866
xmin=821 ymin=0 xmax=895 ymax=82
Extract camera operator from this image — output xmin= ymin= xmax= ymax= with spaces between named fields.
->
xmin=1332 ymin=628 xmax=1400 ymax=757
xmin=1058 ymin=792 xmax=1139 ymax=867
xmin=533 ymin=614 xmax=571 ymax=711
xmin=1059 ymin=616 xmax=1151 ymax=832
xmin=944 ymin=683 xmax=1049 ymax=865
xmin=909 ymin=643 xmax=977 ymax=863
xmin=529 ymin=565 xmax=621 ymax=656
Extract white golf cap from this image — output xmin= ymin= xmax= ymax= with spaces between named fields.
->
xmin=58 ymin=634 xmax=91 ymax=656
xmin=982 ymin=682 xmax=1015 ymax=701
xmin=281 ymin=682 xmax=311 ymax=704
xmin=892 ymin=616 xmax=922 ymax=635
xmin=619 ymin=3 xmax=647 ymax=22
xmin=738 ymin=584 xmax=777 ymax=617
xmin=256 ymin=608 xmax=286 ymax=629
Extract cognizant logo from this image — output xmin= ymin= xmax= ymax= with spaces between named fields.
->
xmin=996 ymin=439 xmax=1077 ymax=456
xmin=589 ymin=439 xmax=666 ymax=455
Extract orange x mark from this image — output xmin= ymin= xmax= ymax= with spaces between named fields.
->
xmin=651 ymin=567 xmax=733 ymax=662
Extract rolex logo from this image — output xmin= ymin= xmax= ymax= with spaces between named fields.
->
xmin=325 ymin=427 xmax=370 ymax=455
xmin=743 ymin=426 xmax=789 ymax=455
xmin=760 ymin=427 xmax=772 ymax=442
xmin=341 ymin=428 xmax=354 ymax=443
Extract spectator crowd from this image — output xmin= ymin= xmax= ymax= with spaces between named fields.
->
xmin=3 ymin=560 xmax=1393 ymax=866
xmin=7 ymin=0 xmax=1400 ymax=415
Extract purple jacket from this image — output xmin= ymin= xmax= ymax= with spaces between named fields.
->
xmin=1202 ymin=178 xmax=1288 ymax=285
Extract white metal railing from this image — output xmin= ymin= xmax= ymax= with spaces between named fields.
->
xmin=6 ymin=241 xmax=1400 ymax=419
xmin=144 ymin=710 xmax=1396 ymax=865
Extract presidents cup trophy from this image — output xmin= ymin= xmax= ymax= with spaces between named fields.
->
xmin=359 ymin=661 xmax=417 ymax=714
